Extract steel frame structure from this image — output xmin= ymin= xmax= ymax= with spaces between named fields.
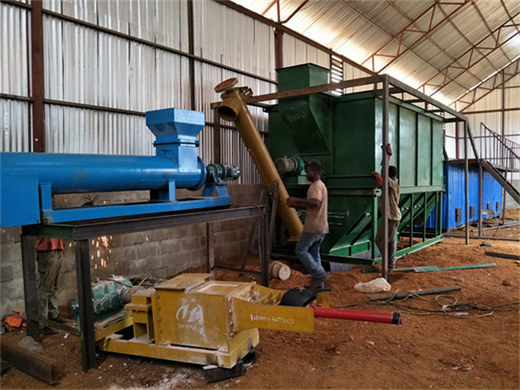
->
xmin=454 ymin=58 xmax=520 ymax=111
xmin=20 ymin=206 xmax=268 ymax=372
xmin=430 ymin=15 xmax=520 ymax=99
xmin=419 ymin=10 xmax=520 ymax=97
xmin=212 ymin=73 xmax=477 ymax=280
xmin=361 ymin=0 xmax=470 ymax=73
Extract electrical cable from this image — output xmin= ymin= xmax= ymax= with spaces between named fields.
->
xmin=329 ymin=289 xmax=519 ymax=319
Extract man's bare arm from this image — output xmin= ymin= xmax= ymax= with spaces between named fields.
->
xmin=286 ymin=197 xmax=321 ymax=209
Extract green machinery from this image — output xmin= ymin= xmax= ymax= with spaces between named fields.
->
xmin=266 ymin=64 xmax=444 ymax=264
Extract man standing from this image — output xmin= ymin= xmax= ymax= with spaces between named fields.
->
xmin=35 ymin=237 xmax=66 ymax=334
xmin=286 ymin=162 xmax=329 ymax=289
xmin=372 ymin=144 xmax=402 ymax=269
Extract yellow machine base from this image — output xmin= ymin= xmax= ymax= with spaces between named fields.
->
xmin=100 ymin=328 xmax=259 ymax=369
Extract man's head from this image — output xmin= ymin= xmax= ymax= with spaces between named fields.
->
xmin=305 ymin=161 xmax=323 ymax=182
xmin=389 ymin=165 xmax=398 ymax=179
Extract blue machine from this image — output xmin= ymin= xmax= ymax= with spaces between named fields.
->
xmin=425 ymin=162 xmax=503 ymax=230
xmin=0 ymin=108 xmax=239 ymax=227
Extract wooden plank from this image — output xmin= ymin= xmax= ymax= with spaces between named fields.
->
xmin=0 ymin=339 xmax=59 ymax=384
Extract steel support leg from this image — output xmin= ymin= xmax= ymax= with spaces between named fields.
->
xmin=259 ymin=212 xmax=269 ymax=287
xmin=75 ymin=239 xmax=97 ymax=372
xmin=21 ymin=234 xmax=39 ymax=341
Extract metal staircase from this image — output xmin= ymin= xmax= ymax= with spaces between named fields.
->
xmin=478 ymin=123 xmax=520 ymax=205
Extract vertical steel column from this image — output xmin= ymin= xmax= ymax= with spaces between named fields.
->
xmin=409 ymin=194 xmax=414 ymax=247
xmin=372 ymin=196 xmax=379 ymax=258
xmin=382 ymin=76 xmax=390 ymax=280
xmin=439 ymin=191 xmax=443 ymax=235
xmin=21 ymin=234 xmax=39 ymax=341
xmin=502 ymin=168 xmax=508 ymax=223
xmin=31 ymin=0 xmax=45 ymax=152
xmin=423 ymin=192 xmax=427 ymax=242
xmin=187 ymin=0 xmax=196 ymax=110
xmin=455 ymin=122 xmax=460 ymax=159
xmin=75 ymin=240 xmax=97 ymax=371
xmin=275 ymin=28 xmax=284 ymax=70
xmin=435 ymin=192 xmax=441 ymax=237
xmin=259 ymin=210 xmax=269 ymax=287
xmin=478 ymin=160 xmax=483 ymax=236
xmin=464 ymin=121 xmax=469 ymax=244
xmin=213 ymin=107 xmax=221 ymax=164
xmin=501 ymin=70 xmax=507 ymax=225
xmin=268 ymin=182 xmax=279 ymax=260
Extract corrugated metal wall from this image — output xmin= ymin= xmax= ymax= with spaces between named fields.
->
xmin=1 ymin=0 xmax=340 ymax=185
xmin=0 ymin=2 xmax=30 ymax=152
xmin=464 ymin=74 xmax=520 ymax=144
xmin=7 ymin=0 xmax=513 ymax=184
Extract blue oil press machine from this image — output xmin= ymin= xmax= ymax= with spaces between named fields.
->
xmin=0 ymin=108 xmax=239 ymax=227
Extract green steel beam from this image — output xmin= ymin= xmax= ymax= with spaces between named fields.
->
xmin=396 ymin=235 xmax=443 ymax=258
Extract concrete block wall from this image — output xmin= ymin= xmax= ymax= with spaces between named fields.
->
xmin=0 ymin=184 xmax=264 ymax=317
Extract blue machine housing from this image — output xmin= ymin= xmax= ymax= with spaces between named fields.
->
xmin=0 ymin=108 xmax=234 ymax=227
xmin=425 ymin=162 xmax=503 ymax=230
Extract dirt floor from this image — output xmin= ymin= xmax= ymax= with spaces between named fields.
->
xmin=1 ymin=211 xmax=519 ymax=389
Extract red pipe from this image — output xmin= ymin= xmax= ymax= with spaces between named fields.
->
xmin=314 ymin=307 xmax=402 ymax=325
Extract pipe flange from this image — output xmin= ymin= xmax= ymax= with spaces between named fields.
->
xmin=215 ymin=78 xmax=238 ymax=93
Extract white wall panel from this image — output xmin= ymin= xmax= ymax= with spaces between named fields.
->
xmin=44 ymin=15 xmax=64 ymax=100
xmin=0 ymin=99 xmax=30 ymax=152
xmin=153 ymin=52 xmax=190 ymax=111
xmin=283 ymin=34 xmax=329 ymax=70
xmin=1 ymin=3 xmax=29 ymax=96
xmin=45 ymin=105 xmax=153 ymax=155
xmin=195 ymin=0 xmax=274 ymax=80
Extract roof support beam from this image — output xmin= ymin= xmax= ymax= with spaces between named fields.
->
xmin=463 ymin=107 xmax=520 ymax=115
xmin=423 ymin=11 xmax=520 ymax=97
xmin=455 ymin=59 xmax=520 ymax=112
xmin=280 ymin=0 xmax=308 ymax=24
xmin=261 ymin=0 xmax=277 ymax=17
xmin=362 ymin=0 xmax=469 ymax=73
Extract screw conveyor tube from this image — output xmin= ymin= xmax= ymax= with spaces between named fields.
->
xmin=217 ymin=85 xmax=304 ymax=240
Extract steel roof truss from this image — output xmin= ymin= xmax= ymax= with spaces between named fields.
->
xmin=455 ymin=59 xmax=520 ymax=111
xmin=420 ymin=11 xmax=520 ymax=96
xmin=361 ymin=0 xmax=470 ymax=73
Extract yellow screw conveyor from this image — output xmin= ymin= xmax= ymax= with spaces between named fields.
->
xmin=97 ymin=274 xmax=402 ymax=381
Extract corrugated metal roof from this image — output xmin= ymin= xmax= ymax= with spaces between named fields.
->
xmin=231 ymin=0 xmax=520 ymax=106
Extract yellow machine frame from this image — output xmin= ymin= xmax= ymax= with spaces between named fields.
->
xmin=97 ymin=274 xmax=328 ymax=368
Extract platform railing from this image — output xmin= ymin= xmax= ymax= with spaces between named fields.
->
xmin=477 ymin=123 xmax=520 ymax=172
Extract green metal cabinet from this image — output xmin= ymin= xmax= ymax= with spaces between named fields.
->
xmin=267 ymin=64 xmax=444 ymax=264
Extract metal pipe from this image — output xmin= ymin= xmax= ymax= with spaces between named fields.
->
xmin=314 ymin=307 xmax=402 ymax=325
xmin=216 ymin=84 xmax=304 ymax=240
